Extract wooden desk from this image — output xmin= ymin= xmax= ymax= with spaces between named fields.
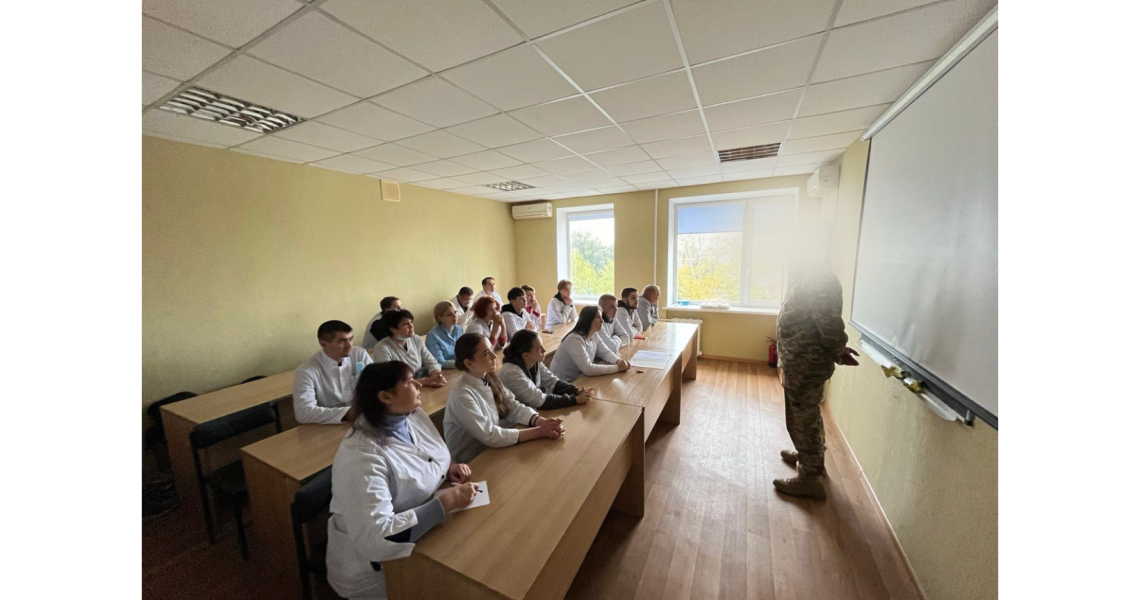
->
xmin=241 ymin=423 xmax=350 ymax=583
xmin=160 ymin=370 xmax=296 ymax=539
xmin=385 ymin=400 xmax=645 ymax=600
xmin=631 ymin=321 xmax=699 ymax=381
xmin=576 ymin=354 xmax=681 ymax=443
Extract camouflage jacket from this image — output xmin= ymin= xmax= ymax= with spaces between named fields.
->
xmin=777 ymin=269 xmax=848 ymax=386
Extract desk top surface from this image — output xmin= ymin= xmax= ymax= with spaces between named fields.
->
xmin=241 ymin=422 xmax=350 ymax=482
xmin=632 ymin=321 xmax=698 ymax=354
xmin=162 ymin=370 xmax=295 ymax=425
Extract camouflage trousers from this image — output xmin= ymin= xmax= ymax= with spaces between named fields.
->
xmin=783 ymin=381 xmax=827 ymax=475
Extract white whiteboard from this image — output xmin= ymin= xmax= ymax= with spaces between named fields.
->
xmin=852 ymin=30 xmax=998 ymax=422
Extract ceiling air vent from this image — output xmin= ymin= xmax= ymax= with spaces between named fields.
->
xmin=718 ymin=142 xmax=781 ymax=163
xmin=158 ymin=87 xmax=303 ymax=134
xmin=486 ymin=181 xmax=535 ymax=192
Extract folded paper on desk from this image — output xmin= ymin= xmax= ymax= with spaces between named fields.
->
xmin=435 ymin=480 xmax=490 ymax=513
xmin=630 ymin=350 xmax=670 ymax=370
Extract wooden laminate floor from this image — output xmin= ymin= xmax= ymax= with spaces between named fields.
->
xmin=142 ymin=359 xmax=922 ymax=600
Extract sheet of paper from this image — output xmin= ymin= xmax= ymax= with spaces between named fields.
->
xmin=435 ymin=480 xmax=490 ymax=513
xmin=629 ymin=350 xmax=671 ymax=370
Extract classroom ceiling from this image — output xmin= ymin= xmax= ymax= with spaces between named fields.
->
xmin=141 ymin=0 xmax=996 ymax=202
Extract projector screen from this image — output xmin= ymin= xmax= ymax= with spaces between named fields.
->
xmin=851 ymin=29 xmax=998 ymax=427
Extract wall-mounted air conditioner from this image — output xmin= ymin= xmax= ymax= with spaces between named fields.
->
xmin=806 ymin=165 xmax=839 ymax=198
xmin=512 ymin=203 xmax=553 ymax=220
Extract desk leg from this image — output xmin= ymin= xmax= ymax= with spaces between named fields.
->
xmin=243 ymin=453 xmax=302 ymax=589
xmin=661 ymin=360 xmax=682 ymax=426
xmin=612 ymin=414 xmax=645 ymax=518
xmin=162 ymin=411 xmax=208 ymax=542
xmin=682 ymin=336 xmax=698 ymax=381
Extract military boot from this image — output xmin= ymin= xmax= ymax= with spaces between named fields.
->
xmin=773 ymin=465 xmax=827 ymax=501
xmin=779 ymin=449 xmax=827 ymax=476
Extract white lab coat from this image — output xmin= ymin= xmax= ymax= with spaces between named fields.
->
xmin=444 ymin=372 xmax=538 ymax=464
xmin=450 ymin=296 xmax=475 ymax=327
xmin=549 ymin=332 xmax=621 ymax=382
xmin=545 ymin=296 xmax=576 ymax=328
xmin=502 ymin=310 xmax=532 ymax=340
xmin=293 ymin=347 xmax=373 ymax=424
xmin=465 ymin=317 xmax=493 ymax=339
xmin=637 ymin=295 xmax=658 ymax=328
xmin=614 ymin=306 xmax=643 ymax=339
xmin=474 ymin=290 xmax=502 ymax=305
xmin=326 ymin=410 xmax=451 ymax=599
xmin=371 ymin=335 xmax=441 ymax=378
xmin=361 ymin=310 xmax=386 ymax=350
xmin=595 ymin=321 xmax=625 ymax=356
xmin=498 ymin=361 xmax=572 ymax=409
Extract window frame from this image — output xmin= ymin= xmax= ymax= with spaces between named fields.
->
xmin=667 ymin=189 xmax=798 ymax=310
xmin=555 ymin=203 xmax=615 ymax=304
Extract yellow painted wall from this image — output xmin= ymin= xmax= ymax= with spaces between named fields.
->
xmin=826 ymin=139 xmax=999 ymax=600
xmin=142 ymin=136 xmax=517 ymax=415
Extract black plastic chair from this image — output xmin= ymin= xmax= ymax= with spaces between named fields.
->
xmin=292 ymin=467 xmax=334 ymax=600
xmin=241 ymin=375 xmax=267 ymax=384
xmin=190 ymin=402 xmax=282 ymax=559
xmin=144 ymin=391 xmax=198 ymax=474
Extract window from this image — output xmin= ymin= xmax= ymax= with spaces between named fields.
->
xmin=669 ymin=192 xmax=795 ymax=309
xmin=556 ymin=204 xmax=614 ymax=301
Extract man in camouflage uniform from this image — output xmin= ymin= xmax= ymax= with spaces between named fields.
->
xmin=774 ymin=266 xmax=859 ymax=500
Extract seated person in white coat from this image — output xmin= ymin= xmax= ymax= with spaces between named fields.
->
xmin=449 ymin=286 xmax=475 ymax=328
xmin=521 ymin=284 xmax=543 ymax=329
xmin=294 ymin=320 xmax=374 ymax=424
xmin=501 ymin=287 xmax=537 ymax=339
xmin=500 ymin=330 xmax=593 ymax=410
xmin=473 ymin=276 xmax=502 ymax=305
xmin=615 ymin=287 xmax=644 ymax=339
xmin=326 ymin=361 xmax=479 ymax=600
xmin=545 ymin=279 xmax=577 ymax=328
xmin=361 ymin=296 xmax=403 ymax=350
xmin=595 ymin=294 xmax=627 ymax=356
xmin=426 ymin=301 xmax=464 ymax=369
xmin=370 ymin=309 xmax=446 ymax=388
xmin=638 ymin=285 xmax=661 ymax=329
xmin=444 ymin=333 xmax=566 ymax=464
xmin=465 ymin=296 xmax=507 ymax=349
xmin=550 ymin=306 xmax=631 ymax=383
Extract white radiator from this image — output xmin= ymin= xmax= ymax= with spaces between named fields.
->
xmin=662 ymin=318 xmax=702 ymax=356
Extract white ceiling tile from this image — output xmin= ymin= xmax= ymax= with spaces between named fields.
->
xmin=353 ymin=143 xmax=436 ymax=166
xmin=692 ymin=35 xmax=820 ymax=106
xmin=519 ymin=175 xmax=570 ymax=187
xmin=670 ymin=0 xmax=834 ymax=64
xmin=323 ymin=0 xmax=522 ymax=72
xmin=497 ymin=138 xmax=574 ymax=162
xmin=633 ymin=181 xmax=674 ymax=190
xmin=313 ymin=154 xmax=395 ymax=174
xmin=142 ymin=110 xmax=262 ymax=147
xmin=542 ymin=192 xmax=574 ymax=199
xmin=273 ymin=121 xmax=381 ymax=152
xmin=454 ymin=185 xmax=496 ymax=195
xmin=589 ymin=71 xmax=697 ymax=122
xmin=608 ymin=162 xmax=663 ymax=177
xmin=641 ymin=135 xmax=711 ymax=159
xmin=669 ymin=165 xmax=722 ymax=179
xmin=780 ymin=131 xmax=863 ymax=155
xmin=316 ymin=102 xmax=433 ymax=141
xmin=536 ymin=3 xmax=683 ymax=91
xmin=232 ymin=148 xmax=303 ymax=163
xmin=534 ymin=155 xmax=594 ymax=174
xmin=596 ymin=185 xmax=640 ymax=194
xmin=445 ymin=115 xmax=542 ymax=149
xmin=375 ymin=167 xmax=437 ymax=182
xmin=787 ymin=104 xmax=888 ymax=139
xmin=553 ymin=126 xmax=634 ymax=154
xmin=722 ymin=169 xmax=775 ymax=181
xmin=509 ymin=96 xmax=611 ymax=137
xmin=142 ymin=0 xmax=302 ymax=47
xmin=247 ymin=12 xmax=427 ymax=98
xmin=454 ymin=173 xmax=507 ymax=185
xmin=620 ymin=110 xmax=706 ymax=144
xmin=719 ymin=157 xmax=778 ymax=172
xmin=236 ymin=136 xmax=339 ymax=162
xmin=674 ymin=174 xmax=725 ymax=186
xmin=710 ymin=121 xmax=791 ymax=150
xmin=491 ymin=0 xmax=639 ymax=37
xmin=545 ymin=182 xmax=597 ymax=193
xmin=834 ymin=0 xmax=944 ymax=28
xmin=141 ymin=16 xmax=230 ymax=81
xmin=142 ymin=71 xmax=180 ymax=105
xmin=776 ymin=150 xmax=842 ymax=167
xmin=623 ymin=172 xmax=673 ymax=184
xmin=450 ymin=150 xmax=522 ymax=171
xmin=197 ymin=55 xmax=357 ymax=117
xmin=703 ymin=89 xmax=801 ymax=132
xmin=799 ymin=61 xmax=931 ymax=117
xmin=483 ymin=191 xmax=528 ymax=202
xmin=415 ymin=160 xmax=478 ymax=177
xmin=561 ymin=168 xmax=613 ymax=182
xmin=583 ymin=146 xmax=651 ymax=166
xmin=814 ymin=0 xmax=996 ymax=81
xmin=490 ymin=164 xmax=550 ymax=180
xmin=419 ymin=178 xmax=469 ymax=190
xmin=394 ymin=130 xmax=486 ymax=158
xmin=584 ymin=178 xmax=627 ymax=189
xmin=773 ymin=163 xmax=827 ymax=177
xmin=655 ymin=152 xmax=719 ymax=170
xmin=372 ymin=77 xmax=497 ymax=128
xmin=440 ymin=45 xmax=577 ymax=111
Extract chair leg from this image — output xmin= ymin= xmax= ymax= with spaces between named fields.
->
xmin=234 ymin=496 xmax=249 ymax=560
xmin=199 ymin=482 xmax=216 ymax=545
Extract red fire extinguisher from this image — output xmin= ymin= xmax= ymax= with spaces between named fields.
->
xmin=767 ymin=337 xmax=778 ymax=368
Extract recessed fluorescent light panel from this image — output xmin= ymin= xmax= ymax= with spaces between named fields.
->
xmin=486 ymin=181 xmax=535 ymax=191
xmin=718 ymin=142 xmax=781 ymax=163
xmin=158 ymin=87 xmax=304 ymax=134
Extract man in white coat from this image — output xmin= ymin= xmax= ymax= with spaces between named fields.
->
xmin=293 ymin=320 xmax=373 ymax=424
xmin=450 ymin=286 xmax=476 ymax=327
xmin=474 ymin=276 xmax=503 ymax=305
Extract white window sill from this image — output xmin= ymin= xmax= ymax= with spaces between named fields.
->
xmin=665 ymin=305 xmax=779 ymax=316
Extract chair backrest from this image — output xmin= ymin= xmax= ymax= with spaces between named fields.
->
xmin=190 ymin=402 xmax=279 ymax=451
xmin=146 ymin=391 xmax=198 ymax=433
xmin=292 ymin=467 xmax=334 ymax=525
xmin=241 ymin=375 xmax=267 ymax=384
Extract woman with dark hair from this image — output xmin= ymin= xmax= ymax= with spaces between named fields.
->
xmin=501 ymin=287 xmax=536 ymax=339
xmin=326 ymin=361 xmax=478 ymax=600
xmin=500 ymin=330 xmax=593 ymax=410
xmin=549 ymin=306 xmax=630 ymax=382
xmin=371 ymin=309 xmax=446 ymax=388
xmin=464 ymin=295 xmax=507 ymax=349
xmin=443 ymin=333 xmax=566 ymax=463
xmin=426 ymin=301 xmax=463 ymax=369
